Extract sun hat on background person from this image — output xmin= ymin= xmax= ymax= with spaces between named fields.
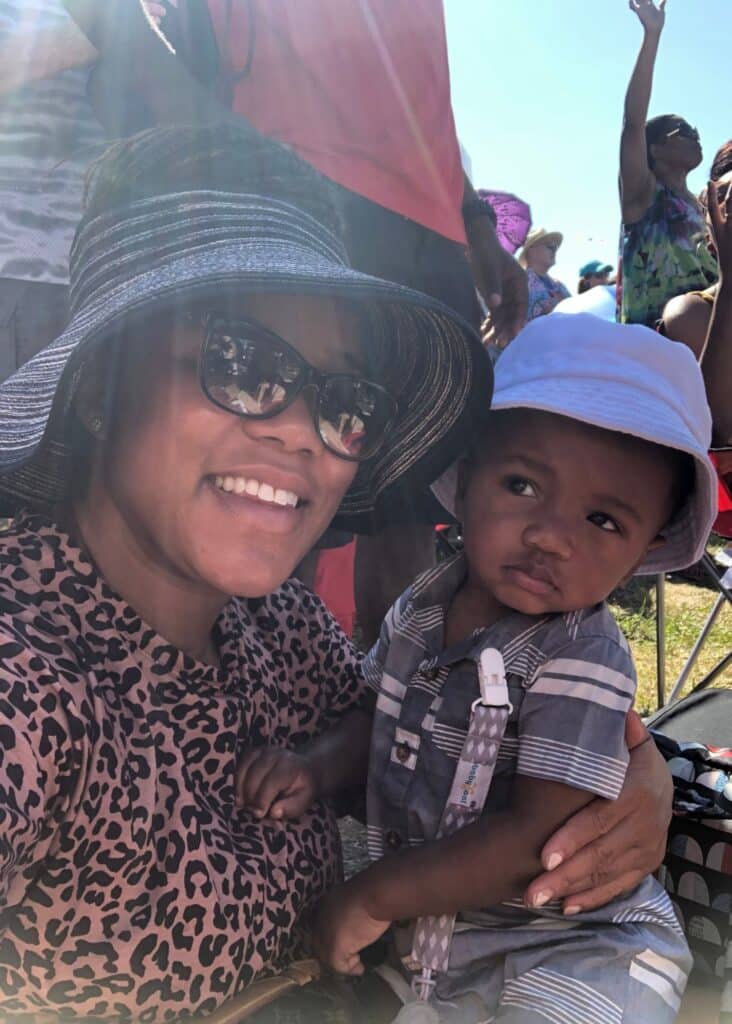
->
xmin=433 ymin=313 xmax=717 ymax=575
xmin=518 ymin=227 xmax=570 ymax=321
xmin=0 ymin=122 xmax=491 ymax=532
xmin=518 ymin=227 xmax=563 ymax=269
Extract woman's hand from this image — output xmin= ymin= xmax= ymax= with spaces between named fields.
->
xmin=235 ymin=747 xmax=318 ymax=820
xmin=708 ymin=180 xmax=732 ymax=282
xmin=312 ymin=884 xmax=391 ymax=976
xmin=524 ymin=711 xmax=672 ymax=914
xmin=629 ymin=0 xmax=666 ymax=35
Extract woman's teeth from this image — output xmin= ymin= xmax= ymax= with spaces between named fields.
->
xmin=213 ymin=475 xmax=300 ymax=507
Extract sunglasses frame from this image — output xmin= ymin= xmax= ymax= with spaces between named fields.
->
xmin=198 ymin=313 xmax=398 ymax=462
xmin=664 ymin=124 xmax=699 ymax=143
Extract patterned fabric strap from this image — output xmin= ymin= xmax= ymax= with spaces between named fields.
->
xmin=410 ymin=649 xmax=512 ymax=982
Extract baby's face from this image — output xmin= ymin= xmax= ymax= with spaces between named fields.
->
xmin=456 ymin=410 xmax=677 ymax=617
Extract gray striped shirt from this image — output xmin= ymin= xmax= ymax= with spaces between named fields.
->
xmin=364 ymin=553 xmax=681 ymax=932
xmin=0 ymin=1 xmax=105 ymax=284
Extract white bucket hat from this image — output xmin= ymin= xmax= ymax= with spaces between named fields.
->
xmin=433 ymin=313 xmax=718 ymax=575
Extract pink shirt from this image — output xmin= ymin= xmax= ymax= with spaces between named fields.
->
xmin=0 ymin=515 xmax=366 ymax=1019
xmin=207 ymin=0 xmax=466 ymax=244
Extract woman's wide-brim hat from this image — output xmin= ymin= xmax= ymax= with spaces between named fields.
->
xmin=0 ymin=189 xmax=491 ymax=531
xmin=518 ymin=227 xmax=563 ymax=268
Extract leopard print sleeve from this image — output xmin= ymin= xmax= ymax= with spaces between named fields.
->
xmin=252 ymin=579 xmax=371 ymax=734
xmin=0 ymin=628 xmax=86 ymax=906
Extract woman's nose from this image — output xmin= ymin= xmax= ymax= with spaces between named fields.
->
xmin=241 ymin=391 xmax=323 ymax=455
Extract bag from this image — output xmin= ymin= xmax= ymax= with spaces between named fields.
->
xmin=648 ymin=689 xmax=732 ymax=1023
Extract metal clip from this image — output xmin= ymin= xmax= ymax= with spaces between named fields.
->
xmin=474 ymin=648 xmax=512 ymax=712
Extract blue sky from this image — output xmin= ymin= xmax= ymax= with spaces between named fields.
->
xmin=444 ymin=0 xmax=729 ymax=292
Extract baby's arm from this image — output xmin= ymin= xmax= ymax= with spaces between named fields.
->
xmin=236 ymin=709 xmax=372 ymax=819
xmin=313 ymin=774 xmax=593 ymax=974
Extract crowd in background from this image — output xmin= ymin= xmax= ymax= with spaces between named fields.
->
xmin=0 ymin=1 xmax=728 ymax=1022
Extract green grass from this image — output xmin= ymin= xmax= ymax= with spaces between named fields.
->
xmin=610 ymin=561 xmax=731 ymax=715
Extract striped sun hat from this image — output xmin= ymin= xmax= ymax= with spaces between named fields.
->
xmin=0 ymin=187 xmax=491 ymax=530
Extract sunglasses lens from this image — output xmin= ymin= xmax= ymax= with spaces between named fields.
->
xmin=318 ymin=377 xmax=395 ymax=459
xmin=202 ymin=328 xmax=302 ymax=416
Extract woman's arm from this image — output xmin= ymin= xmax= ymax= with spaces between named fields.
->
xmin=701 ymin=182 xmax=732 ymax=444
xmin=660 ymin=292 xmax=713 ymax=359
xmin=620 ymin=1 xmax=666 ymax=224
xmin=0 ymin=637 xmax=80 ymax=900
xmin=463 ymin=174 xmax=528 ymax=347
xmin=525 ymin=710 xmax=672 ymax=913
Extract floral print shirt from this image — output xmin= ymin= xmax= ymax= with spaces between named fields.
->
xmin=618 ymin=184 xmax=718 ymax=327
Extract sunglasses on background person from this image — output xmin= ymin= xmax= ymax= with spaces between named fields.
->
xmin=199 ymin=315 xmax=398 ymax=461
xmin=665 ymin=124 xmax=700 ymax=143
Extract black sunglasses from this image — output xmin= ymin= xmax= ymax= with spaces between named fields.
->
xmin=199 ymin=315 xmax=398 ymax=461
xmin=665 ymin=123 xmax=699 ymax=142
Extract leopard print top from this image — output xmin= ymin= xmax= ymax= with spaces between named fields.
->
xmin=0 ymin=514 xmax=366 ymax=1021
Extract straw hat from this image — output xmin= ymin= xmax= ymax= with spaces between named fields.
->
xmin=518 ymin=227 xmax=564 ymax=268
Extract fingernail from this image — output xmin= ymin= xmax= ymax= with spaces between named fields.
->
xmin=563 ymin=905 xmax=581 ymax=916
xmin=546 ymin=853 xmax=563 ymax=871
xmin=532 ymin=890 xmax=552 ymax=908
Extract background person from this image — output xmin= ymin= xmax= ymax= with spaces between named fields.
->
xmin=660 ymin=139 xmax=732 ymax=358
xmin=577 ymin=259 xmax=613 ymax=294
xmin=617 ymin=0 xmax=717 ymax=327
xmin=518 ymin=227 xmax=570 ymax=321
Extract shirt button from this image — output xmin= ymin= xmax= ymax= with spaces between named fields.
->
xmin=386 ymin=830 xmax=402 ymax=850
xmin=395 ymin=742 xmax=411 ymax=763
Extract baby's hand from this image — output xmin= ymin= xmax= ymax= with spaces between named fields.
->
xmin=235 ymin=746 xmax=318 ymax=820
xmin=312 ymin=885 xmax=390 ymax=976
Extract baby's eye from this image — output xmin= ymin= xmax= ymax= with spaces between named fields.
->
xmin=588 ymin=511 xmax=620 ymax=533
xmin=506 ymin=476 xmax=537 ymax=498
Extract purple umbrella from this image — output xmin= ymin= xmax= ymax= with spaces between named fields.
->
xmin=477 ymin=189 xmax=532 ymax=255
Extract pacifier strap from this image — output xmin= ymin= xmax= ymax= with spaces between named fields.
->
xmin=410 ymin=649 xmax=511 ymax=984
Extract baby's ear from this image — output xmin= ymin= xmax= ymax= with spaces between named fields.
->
xmin=453 ymin=457 xmax=471 ymax=521
xmin=646 ymin=533 xmax=668 ymax=555
xmin=619 ymin=534 xmax=668 ymax=586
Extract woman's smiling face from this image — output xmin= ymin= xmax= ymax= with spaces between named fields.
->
xmin=85 ymin=293 xmax=362 ymax=599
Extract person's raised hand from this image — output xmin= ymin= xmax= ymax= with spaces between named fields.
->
xmin=524 ymin=710 xmax=672 ymax=914
xmin=235 ymin=746 xmax=319 ymax=820
xmin=708 ymin=180 xmax=732 ymax=281
xmin=629 ymin=0 xmax=666 ymax=35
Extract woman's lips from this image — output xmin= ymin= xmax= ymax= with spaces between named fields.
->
xmin=206 ymin=477 xmax=305 ymax=531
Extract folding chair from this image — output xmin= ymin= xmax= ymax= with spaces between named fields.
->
xmin=655 ymin=457 xmax=732 ymax=708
